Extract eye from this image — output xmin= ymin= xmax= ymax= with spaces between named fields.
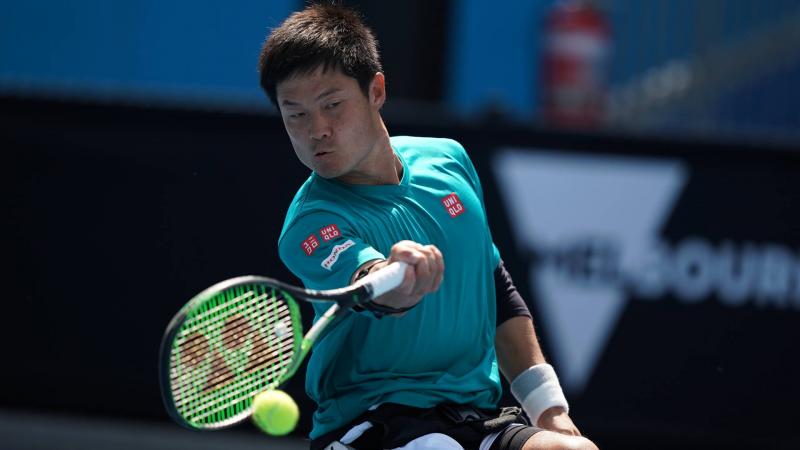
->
xmin=325 ymin=101 xmax=341 ymax=110
xmin=288 ymin=112 xmax=305 ymax=119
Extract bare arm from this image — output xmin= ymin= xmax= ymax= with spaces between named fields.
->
xmin=495 ymin=316 xmax=546 ymax=382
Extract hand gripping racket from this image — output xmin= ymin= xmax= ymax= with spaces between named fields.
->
xmin=159 ymin=261 xmax=407 ymax=430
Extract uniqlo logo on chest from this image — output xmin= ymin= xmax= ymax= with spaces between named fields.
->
xmin=301 ymin=234 xmax=320 ymax=256
xmin=442 ymin=193 xmax=466 ymax=218
xmin=319 ymin=224 xmax=341 ymax=241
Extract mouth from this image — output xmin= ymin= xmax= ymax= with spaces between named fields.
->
xmin=314 ymin=151 xmax=332 ymax=157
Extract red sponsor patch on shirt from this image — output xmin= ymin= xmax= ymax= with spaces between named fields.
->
xmin=301 ymin=234 xmax=320 ymax=256
xmin=442 ymin=193 xmax=466 ymax=218
xmin=319 ymin=224 xmax=341 ymax=242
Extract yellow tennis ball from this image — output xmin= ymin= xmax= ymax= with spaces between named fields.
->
xmin=251 ymin=389 xmax=299 ymax=436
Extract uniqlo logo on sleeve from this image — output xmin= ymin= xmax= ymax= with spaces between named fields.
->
xmin=319 ymin=224 xmax=341 ymax=242
xmin=301 ymin=234 xmax=320 ymax=256
xmin=442 ymin=193 xmax=466 ymax=218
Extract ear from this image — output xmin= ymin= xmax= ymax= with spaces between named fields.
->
xmin=369 ymin=72 xmax=386 ymax=109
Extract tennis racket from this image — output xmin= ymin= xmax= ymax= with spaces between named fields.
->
xmin=159 ymin=261 xmax=407 ymax=430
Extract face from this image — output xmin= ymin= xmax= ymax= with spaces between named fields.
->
xmin=276 ymin=66 xmax=386 ymax=181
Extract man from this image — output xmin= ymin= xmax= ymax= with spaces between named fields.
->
xmin=258 ymin=4 xmax=598 ymax=450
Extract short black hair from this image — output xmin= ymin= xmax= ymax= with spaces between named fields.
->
xmin=258 ymin=3 xmax=383 ymax=108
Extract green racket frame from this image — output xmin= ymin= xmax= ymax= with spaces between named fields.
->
xmin=159 ymin=262 xmax=406 ymax=430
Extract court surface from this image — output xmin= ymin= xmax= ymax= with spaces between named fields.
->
xmin=0 ymin=409 xmax=307 ymax=450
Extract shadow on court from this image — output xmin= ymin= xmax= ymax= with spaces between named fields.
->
xmin=0 ymin=410 xmax=307 ymax=450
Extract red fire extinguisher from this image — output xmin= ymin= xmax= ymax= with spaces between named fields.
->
xmin=542 ymin=0 xmax=610 ymax=128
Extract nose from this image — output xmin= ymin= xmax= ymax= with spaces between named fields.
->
xmin=309 ymin=112 xmax=332 ymax=141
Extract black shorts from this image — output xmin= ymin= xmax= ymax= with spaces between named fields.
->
xmin=310 ymin=403 xmax=543 ymax=450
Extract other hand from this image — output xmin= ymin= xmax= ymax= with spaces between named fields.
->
xmin=538 ymin=407 xmax=581 ymax=436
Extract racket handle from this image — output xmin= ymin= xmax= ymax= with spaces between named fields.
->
xmin=361 ymin=261 xmax=408 ymax=298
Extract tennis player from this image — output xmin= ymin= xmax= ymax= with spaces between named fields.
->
xmin=259 ymin=4 xmax=598 ymax=450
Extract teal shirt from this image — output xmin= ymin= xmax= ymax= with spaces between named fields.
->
xmin=278 ymin=136 xmax=502 ymax=439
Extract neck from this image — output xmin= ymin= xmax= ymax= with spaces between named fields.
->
xmin=335 ymin=121 xmax=401 ymax=185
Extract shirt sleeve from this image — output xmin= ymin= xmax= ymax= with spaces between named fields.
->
xmin=278 ymin=211 xmax=385 ymax=294
xmin=495 ymin=259 xmax=532 ymax=327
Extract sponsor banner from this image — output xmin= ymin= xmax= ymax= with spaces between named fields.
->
xmin=494 ymin=150 xmax=689 ymax=391
xmin=492 ymin=148 xmax=800 ymax=407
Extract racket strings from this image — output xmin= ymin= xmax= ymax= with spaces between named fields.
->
xmin=170 ymin=308 xmax=293 ymax=398
xmin=171 ymin=291 xmax=291 ymax=392
xmin=173 ymin=332 xmax=294 ymax=419
xmin=173 ymin=332 xmax=294 ymax=403
xmin=177 ymin=289 xmax=261 ymax=337
xmin=169 ymin=285 xmax=299 ymax=425
xmin=172 ymin=301 xmax=289 ymax=371
xmin=176 ymin=341 xmax=296 ymax=420
xmin=172 ymin=287 xmax=285 ymax=359
xmin=180 ymin=287 xmax=266 ymax=324
xmin=183 ymin=347 xmax=296 ymax=423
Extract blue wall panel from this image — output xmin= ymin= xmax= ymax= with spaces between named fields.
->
xmin=0 ymin=0 xmax=297 ymax=102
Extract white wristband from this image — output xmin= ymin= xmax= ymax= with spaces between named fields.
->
xmin=510 ymin=363 xmax=569 ymax=425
